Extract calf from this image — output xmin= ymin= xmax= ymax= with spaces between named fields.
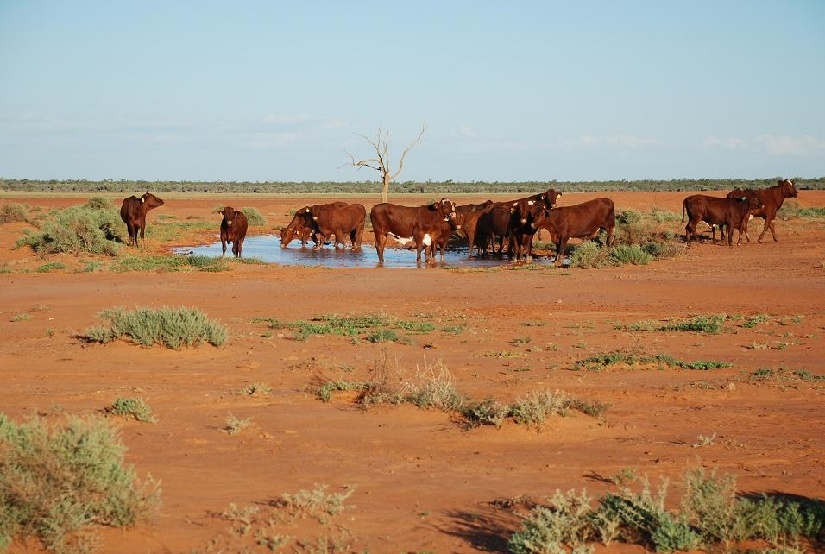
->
xmin=120 ymin=192 xmax=164 ymax=247
xmin=306 ymin=202 xmax=366 ymax=250
xmin=682 ymin=194 xmax=761 ymax=247
xmin=219 ymin=206 xmax=249 ymax=257
xmin=369 ymin=199 xmax=460 ymax=264
xmin=508 ymin=196 xmax=547 ymax=263
xmin=280 ymin=208 xmax=318 ymax=248
xmin=533 ymin=198 xmax=615 ymax=265
xmin=728 ymin=178 xmax=798 ymax=243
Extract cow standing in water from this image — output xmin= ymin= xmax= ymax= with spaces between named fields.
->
xmin=219 ymin=207 xmax=249 ymax=258
xmin=120 ymin=192 xmax=164 ymax=247
xmin=369 ymin=198 xmax=460 ymax=264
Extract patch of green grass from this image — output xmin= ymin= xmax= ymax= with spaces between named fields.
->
xmin=105 ymin=397 xmax=157 ymax=423
xmin=84 ymin=305 xmax=228 ymax=348
xmin=261 ymin=313 xmax=439 ymax=343
xmin=35 ymin=261 xmax=66 ymax=273
xmin=0 ymin=413 xmax=161 ymax=553
xmin=618 ymin=314 xmax=728 ymax=334
xmin=112 ymin=254 xmax=229 ymax=272
xmin=9 ymin=313 xmax=32 ymax=323
xmin=573 ymin=351 xmax=732 ymax=372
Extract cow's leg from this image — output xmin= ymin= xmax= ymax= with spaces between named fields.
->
xmin=554 ymin=238 xmax=567 ymax=266
xmin=374 ymin=232 xmax=387 ymax=263
xmin=221 ymin=239 xmax=227 ymax=256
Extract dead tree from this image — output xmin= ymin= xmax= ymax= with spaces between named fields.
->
xmin=346 ymin=125 xmax=426 ymax=203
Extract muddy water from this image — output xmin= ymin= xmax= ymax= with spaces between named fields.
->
xmin=173 ymin=235 xmax=562 ymax=268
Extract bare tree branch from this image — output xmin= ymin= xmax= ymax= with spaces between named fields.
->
xmin=391 ymin=124 xmax=426 ymax=181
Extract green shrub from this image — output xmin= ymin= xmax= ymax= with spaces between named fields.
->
xmin=610 ymin=244 xmax=653 ymax=266
xmin=0 ymin=203 xmax=29 ymax=223
xmin=84 ymin=306 xmax=228 ymax=348
xmin=106 ymin=397 xmax=157 ymax=423
xmin=15 ymin=201 xmax=124 ymax=256
xmin=509 ymin=390 xmax=570 ymax=430
xmin=569 ymin=241 xmax=609 ymax=268
xmin=113 ymin=254 xmax=229 ymax=273
xmin=0 ymin=413 xmax=160 ymax=553
xmin=461 ymin=398 xmax=510 ymax=428
xmin=239 ymin=207 xmax=266 ymax=226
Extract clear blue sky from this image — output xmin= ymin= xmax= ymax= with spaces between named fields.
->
xmin=1 ymin=0 xmax=823 ymax=182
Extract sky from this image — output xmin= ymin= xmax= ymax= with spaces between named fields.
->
xmin=1 ymin=0 xmax=824 ymax=183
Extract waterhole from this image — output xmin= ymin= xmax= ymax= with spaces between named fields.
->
xmin=173 ymin=235 xmax=566 ymax=268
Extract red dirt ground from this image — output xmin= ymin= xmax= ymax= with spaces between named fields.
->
xmin=1 ymin=191 xmax=824 ymax=553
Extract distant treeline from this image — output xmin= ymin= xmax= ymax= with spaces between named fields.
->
xmin=2 ymin=177 xmax=823 ymax=194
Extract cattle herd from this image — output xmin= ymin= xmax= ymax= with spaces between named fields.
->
xmin=119 ymin=178 xmax=798 ymax=265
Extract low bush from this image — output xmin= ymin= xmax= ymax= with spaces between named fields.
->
xmin=509 ymin=468 xmax=825 ymax=553
xmin=105 ymin=397 xmax=157 ymax=423
xmin=84 ymin=306 xmax=228 ymax=348
xmin=0 ymin=203 xmax=29 ymax=223
xmin=0 ymin=413 xmax=161 ymax=553
xmin=14 ymin=199 xmax=124 ymax=256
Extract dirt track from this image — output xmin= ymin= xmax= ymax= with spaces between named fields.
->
xmin=1 ymin=191 xmax=824 ymax=553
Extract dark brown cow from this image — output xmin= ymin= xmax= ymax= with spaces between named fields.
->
xmin=280 ymin=208 xmax=318 ymax=248
xmin=120 ymin=192 xmax=164 ymax=247
xmin=447 ymin=200 xmax=495 ymax=258
xmin=305 ymin=202 xmax=366 ymax=250
xmin=369 ymin=198 xmax=460 ymax=264
xmin=474 ymin=190 xmax=562 ymax=257
xmin=727 ymin=178 xmax=798 ymax=243
xmin=682 ymin=194 xmax=761 ymax=247
xmin=533 ymin=198 xmax=615 ymax=265
xmin=219 ymin=207 xmax=249 ymax=258
xmin=508 ymin=196 xmax=547 ymax=263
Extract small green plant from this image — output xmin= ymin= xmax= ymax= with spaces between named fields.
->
xmin=223 ymin=412 xmax=252 ymax=435
xmin=112 ymin=254 xmax=229 ymax=272
xmin=573 ymin=351 xmax=731 ymax=372
xmin=401 ymin=363 xmax=464 ymax=411
xmin=275 ymin=484 xmax=356 ymax=525
xmin=460 ymin=398 xmax=510 ymax=429
xmin=0 ymin=413 xmax=161 ymax=552
xmin=239 ymin=207 xmax=266 ymax=226
xmin=35 ymin=261 xmax=66 ymax=273
xmin=610 ymin=244 xmax=653 ymax=265
xmin=106 ymin=397 xmax=157 ymax=423
xmin=84 ymin=305 xmax=228 ymax=348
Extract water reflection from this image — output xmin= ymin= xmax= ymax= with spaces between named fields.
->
xmin=173 ymin=235 xmax=563 ymax=268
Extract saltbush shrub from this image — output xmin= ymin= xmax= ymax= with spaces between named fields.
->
xmin=15 ymin=198 xmax=125 ymax=256
xmin=0 ymin=414 xmax=160 ymax=552
xmin=85 ymin=306 xmax=228 ymax=348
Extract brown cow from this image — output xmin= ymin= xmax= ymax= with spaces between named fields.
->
xmin=474 ymin=191 xmax=562 ymax=257
xmin=369 ymin=199 xmax=460 ymax=264
xmin=120 ymin=192 xmax=164 ymax=247
xmin=219 ymin=207 xmax=249 ymax=258
xmin=727 ymin=178 xmax=798 ymax=243
xmin=533 ymin=198 xmax=615 ymax=265
xmin=279 ymin=208 xmax=318 ymax=248
xmin=508 ymin=196 xmax=548 ymax=263
xmin=305 ymin=202 xmax=366 ymax=250
xmin=446 ymin=200 xmax=495 ymax=258
xmin=682 ymin=194 xmax=761 ymax=247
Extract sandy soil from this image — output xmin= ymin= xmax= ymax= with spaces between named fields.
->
xmin=1 ymin=190 xmax=824 ymax=553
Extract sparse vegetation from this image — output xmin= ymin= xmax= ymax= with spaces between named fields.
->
xmin=508 ymin=467 xmax=825 ymax=553
xmin=14 ymin=198 xmax=124 ymax=256
xmin=0 ymin=203 xmax=29 ymax=223
xmin=112 ymin=254 xmax=229 ymax=272
xmin=573 ymin=351 xmax=732 ymax=372
xmin=105 ymin=397 xmax=157 ymax=423
xmin=84 ymin=306 xmax=228 ymax=348
xmin=223 ymin=412 xmax=252 ymax=435
xmin=258 ymin=312 xmax=443 ymax=343
xmin=0 ymin=413 xmax=161 ymax=553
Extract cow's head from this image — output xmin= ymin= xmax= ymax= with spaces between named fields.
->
xmin=778 ymin=178 xmax=798 ymax=199
xmin=141 ymin=192 xmax=164 ymax=210
xmin=543 ymin=188 xmax=562 ymax=209
xmin=513 ymin=197 xmax=545 ymax=226
xmin=435 ymin=198 xmax=461 ymax=230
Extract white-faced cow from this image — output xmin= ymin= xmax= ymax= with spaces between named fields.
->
xmin=682 ymin=194 xmax=761 ymax=247
xmin=533 ymin=198 xmax=615 ymax=265
xmin=304 ymin=202 xmax=366 ymax=250
xmin=219 ymin=206 xmax=249 ymax=258
xmin=369 ymin=198 xmax=460 ymax=264
xmin=120 ymin=192 xmax=164 ymax=247
xmin=727 ymin=178 xmax=798 ymax=243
